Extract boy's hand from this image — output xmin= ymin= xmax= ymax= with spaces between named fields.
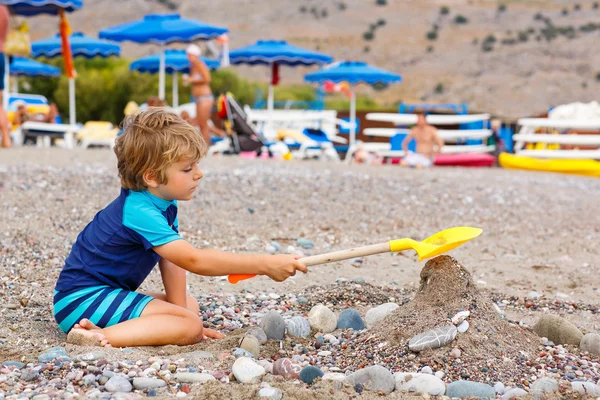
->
xmin=263 ymin=254 xmax=308 ymax=282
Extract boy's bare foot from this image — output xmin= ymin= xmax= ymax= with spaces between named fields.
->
xmin=67 ymin=319 xmax=111 ymax=347
xmin=73 ymin=318 xmax=100 ymax=331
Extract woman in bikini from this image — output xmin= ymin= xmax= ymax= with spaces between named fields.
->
xmin=184 ymin=44 xmax=214 ymax=145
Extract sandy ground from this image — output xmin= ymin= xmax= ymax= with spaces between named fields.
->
xmin=0 ymin=148 xmax=599 ymax=398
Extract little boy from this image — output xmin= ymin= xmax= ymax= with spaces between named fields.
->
xmin=54 ymin=108 xmax=307 ymax=348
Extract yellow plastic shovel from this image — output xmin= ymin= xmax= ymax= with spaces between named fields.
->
xmin=228 ymin=226 xmax=482 ymax=284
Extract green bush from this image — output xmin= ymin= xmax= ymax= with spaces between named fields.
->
xmin=518 ymin=31 xmax=529 ymax=42
xmin=426 ymin=31 xmax=438 ymax=40
xmin=299 ymin=6 xmax=307 ymax=13
xmin=377 ymin=18 xmax=387 ymax=26
xmin=375 ymin=0 xmax=387 ymax=5
xmin=484 ymin=34 xmax=497 ymax=43
xmin=454 ymin=14 xmax=468 ymax=24
xmin=338 ymin=2 xmax=347 ymax=11
xmin=440 ymin=6 xmax=450 ymax=15
xmin=321 ymin=8 xmax=328 ymax=18
xmin=574 ymin=4 xmax=581 ymax=11
xmin=363 ymin=31 xmax=375 ymax=40
xmin=427 ymin=46 xmax=434 ymax=52
xmin=498 ymin=4 xmax=506 ymax=12
xmin=562 ymin=8 xmax=568 ymax=16
xmin=596 ymin=72 xmax=600 ymax=81
xmin=434 ymin=83 xmax=444 ymax=94
xmin=364 ymin=46 xmax=370 ymax=53
xmin=594 ymin=2 xmax=599 ymax=9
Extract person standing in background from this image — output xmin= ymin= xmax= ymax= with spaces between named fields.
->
xmin=0 ymin=5 xmax=11 ymax=148
xmin=184 ymin=44 xmax=214 ymax=145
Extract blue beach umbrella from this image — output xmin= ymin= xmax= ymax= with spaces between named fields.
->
xmin=229 ymin=40 xmax=333 ymax=135
xmin=32 ymin=32 xmax=120 ymax=58
xmin=31 ymin=32 xmax=121 ymax=125
xmin=305 ymin=61 xmax=402 ymax=148
xmin=99 ymin=14 xmax=228 ymax=100
xmin=10 ymin=57 xmax=60 ymax=77
xmin=9 ymin=57 xmax=60 ymax=93
xmin=0 ymin=0 xmax=82 ymax=110
xmin=130 ymin=49 xmax=219 ymax=106
xmin=0 ymin=0 xmax=82 ymax=15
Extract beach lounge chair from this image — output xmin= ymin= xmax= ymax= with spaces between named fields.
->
xmin=16 ymin=121 xmax=80 ymax=148
xmin=243 ymin=107 xmax=349 ymax=161
xmin=348 ymin=113 xmax=494 ymax=164
xmin=77 ymin=121 xmax=119 ymax=149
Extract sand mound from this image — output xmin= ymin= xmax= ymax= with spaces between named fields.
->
xmin=343 ymin=256 xmax=540 ymax=386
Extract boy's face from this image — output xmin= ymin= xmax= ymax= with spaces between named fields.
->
xmin=153 ymin=158 xmax=203 ymax=201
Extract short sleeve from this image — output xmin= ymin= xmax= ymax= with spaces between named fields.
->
xmin=123 ymin=198 xmax=182 ymax=250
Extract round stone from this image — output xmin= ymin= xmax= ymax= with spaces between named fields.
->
xmin=346 ymin=365 xmax=395 ymax=394
xmin=337 ymin=308 xmax=365 ymax=331
xmin=273 ymin=358 xmax=302 ymax=380
xmin=232 ymin=357 xmax=266 ymax=384
xmin=299 ymin=365 xmax=324 ymax=385
xmin=286 ymin=316 xmax=310 ymax=338
xmin=308 ymin=305 xmax=337 ymax=333
xmin=246 ymin=326 xmax=268 ymax=345
xmin=238 ymin=335 xmax=260 ymax=358
xmin=580 ymin=333 xmax=600 ymax=356
xmin=394 ymin=372 xmax=446 ymax=396
xmin=259 ymin=311 xmax=286 ymax=340
xmin=365 ymin=303 xmax=399 ymax=328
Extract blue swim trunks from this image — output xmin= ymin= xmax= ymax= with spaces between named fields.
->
xmin=53 ymin=285 xmax=153 ymax=333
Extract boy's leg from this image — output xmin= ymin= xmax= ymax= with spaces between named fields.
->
xmin=141 ymin=291 xmax=200 ymax=315
xmin=70 ymin=298 xmax=204 ymax=348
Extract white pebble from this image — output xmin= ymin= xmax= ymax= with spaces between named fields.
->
xmin=457 ymin=320 xmax=469 ymax=333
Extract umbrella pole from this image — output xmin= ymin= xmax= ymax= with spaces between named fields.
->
xmin=350 ymin=86 xmax=356 ymax=149
xmin=172 ymin=71 xmax=178 ymax=107
xmin=267 ymin=83 xmax=274 ymax=138
xmin=69 ymin=77 xmax=76 ymax=125
xmin=159 ymin=45 xmax=165 ymax=100
xmin=3 ymin=57 xmax=9 ymax=110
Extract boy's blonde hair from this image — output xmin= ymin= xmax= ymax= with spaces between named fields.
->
xmin=114 ymin=107 xmax=207 ymax=191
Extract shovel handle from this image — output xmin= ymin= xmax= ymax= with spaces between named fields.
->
xmin=228 ymin=242 xmax=391 ymax=284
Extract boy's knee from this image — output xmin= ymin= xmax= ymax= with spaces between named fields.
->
xmin=178 ymin=316 xmax=204 ymax=345
xmin=186 ymin=294 xmax=199 ymax=314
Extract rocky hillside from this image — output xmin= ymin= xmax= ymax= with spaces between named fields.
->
xmin=22 ymin=0 xmax=600 ymax=119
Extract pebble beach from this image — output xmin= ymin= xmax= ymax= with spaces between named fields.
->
xmin=1 ymin=148 xmax=599 ymax=399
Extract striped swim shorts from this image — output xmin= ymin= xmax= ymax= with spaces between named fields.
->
xmin=53 ymin=286 xmax=154 ymax=333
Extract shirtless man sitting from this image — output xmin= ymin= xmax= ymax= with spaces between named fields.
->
xmin=401 ymin=112 xmax=444 ymax=168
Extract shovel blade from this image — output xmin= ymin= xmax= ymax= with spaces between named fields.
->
xmin=415 ymin=226 xmax=483 ymax=261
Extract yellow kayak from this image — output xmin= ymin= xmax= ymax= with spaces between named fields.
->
xmin=499 ymin=153 xmax=600 ymax=177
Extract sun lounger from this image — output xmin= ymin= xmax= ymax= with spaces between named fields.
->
xmin=77 ymin=121 xmax=119 ymax=149
xmin=513 ymin=118 xmax=600 ymax=160
xmin=17 ymin=121 xmax=80 ymax=148
xmin=347 ymin=113 xmax=494 ymax=163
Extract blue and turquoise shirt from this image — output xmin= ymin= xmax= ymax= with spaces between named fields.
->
xmin=55 ymin=188 xmax=182 ymax=292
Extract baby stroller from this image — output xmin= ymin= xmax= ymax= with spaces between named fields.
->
xmin=216 ymin=93 xmax=271 ymax=156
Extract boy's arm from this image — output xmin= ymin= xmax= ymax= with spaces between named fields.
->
xmin=153 ymin=240 xmax=307 ymax=281
xmin=158 ymin=258 xmax=188 ymax=309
